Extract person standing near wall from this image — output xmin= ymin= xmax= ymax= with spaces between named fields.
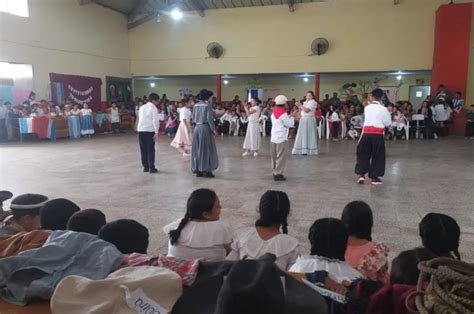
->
xmin=355 ymin=88 xmax=391 ymax=185
xmin=137 ymin=93 xmax=160 ymax=174
xmin=191 ymin=89 xmax=219 ymax=178
xmin=271 ymin=95 xmax=295 ymax=181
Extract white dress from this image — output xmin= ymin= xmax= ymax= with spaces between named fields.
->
xmin=292 ymin=100 xmax=318 ymax=155
xmin=289 ymin=255 xmax=363 ymax=283
xmin=243 ymin=106 xmax=261 ymax=151
xmin=163 ymin=219 xmax=233 ymax=261
xmin=171 ymin=108 xmax=192 ymax=150
xmin=226 ymin=227 xmax=302 ymax=271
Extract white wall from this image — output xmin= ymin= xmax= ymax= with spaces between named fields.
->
xmin=134 ymin=73 xmax=431 ymax=102
xmin=129 ymin=0 xmax=450 ymax=76
xmin=0 ymin=0 xmax=130 ymax=101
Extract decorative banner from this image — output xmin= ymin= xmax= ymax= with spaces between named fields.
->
xmin=50 ymin=73 xmax=102 ymax=111
xmin=106 ymin=76 xmax=131 ymax=103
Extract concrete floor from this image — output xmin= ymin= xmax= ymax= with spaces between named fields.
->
xmin=1 ymin=134 xmax=473 ymax=262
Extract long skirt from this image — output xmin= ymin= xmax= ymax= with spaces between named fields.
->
xmin=292 ymin=115 xmax=318 ymax=155
xmin=81 ymin=115 xmax=95 ymax=135
xmin=191 ymin=124 xmax=219 ymax=173
xmin=171 ymin=122 xmax=192 ymax=151
xmin=243 ymin=121 xmax=261 ymax=151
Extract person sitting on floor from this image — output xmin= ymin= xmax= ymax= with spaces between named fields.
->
xmin=419 ymin=213 xmax=461 ymax=260
xmin=227 ymin=190 xmax=302 ymax=271
xmin=67 ymin=208 xmax=106 ymax=235
xmin=98 ymin=219 xmax=149 ymax=254
xmin=40 ymin=198 xmax=80 ymax=231
xmin=0 ymin=193 xmax=48 ymax=235
xmin=0 ymin=191 xmax=13 ymax=221
xmin=341 ymin=201 xmax=389 ymax=283
xmin=389 ymin=247 xmax=437 ymax=285
xmin=290 ymin=218 xmax=363 ymax=284
xmin=163 ymin=188 xmax=233 ymax=261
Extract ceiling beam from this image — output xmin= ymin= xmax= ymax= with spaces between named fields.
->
xmin=90 ymin=0 xmax=129 ymax=14
xmin=128 ymin=12 xmax=159 ymax=29
xmin=185 ymin=0 xmax=206 ymax=17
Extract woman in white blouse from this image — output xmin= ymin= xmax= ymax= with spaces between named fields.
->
xmin=227 ymin=190 xmax=302 ymax=271
xmin=163 ymin=189 xmax=233 ymax=261
xmin=242 ymin=97 xmax=262 ymax=157
xmin=290 ymin=218 xmax=363 ymax=284
xmin=292 ymin=91 xmax=318 ymax=155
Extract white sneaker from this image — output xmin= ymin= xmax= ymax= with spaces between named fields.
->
xmin=242 ymin=151 xmax=250 ymax=157
xmin=182 ymin=153 xmax=191 ymax=157
xmin=253 ymin=152 xmax=259 ymax=157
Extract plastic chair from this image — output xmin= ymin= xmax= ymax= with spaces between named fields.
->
xmin=411 ymin=114 xmax=425 ymax=139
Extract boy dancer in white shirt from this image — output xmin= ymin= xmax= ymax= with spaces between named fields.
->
xmin=355 ymin=88 xmax=392 ymax=185
xmin=270 ymin=95 xmax=295 ymax=181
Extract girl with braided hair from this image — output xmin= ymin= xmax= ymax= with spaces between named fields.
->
xmin=226 ymin=190 xmax=302 ymax=271
xmin=419 ymin=213 xmax=461 ymax=260
xmin=290 ymin=218 xmax=363 ymax=283
xmin=163 ymin=188 xmax=233 ymax=261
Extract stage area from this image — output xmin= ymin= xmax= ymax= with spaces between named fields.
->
xmin=1 ymin=135 xmax=473 ymax=261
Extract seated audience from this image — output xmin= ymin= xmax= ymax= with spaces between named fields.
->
xmin=163 ymin=188 xmax=233 ymax=261
xmin=0 ymin=193 xmax=48 ymax=235
xmin=389 ymin=247 xmax=436 ymax=285
xmin=434 ymin=98 xmax=448 ymax=128
xmin=238 ymin=111 xmax=248 ymax=136
xmin=290 ymin=218 xmax=363 ymax=283
xmin=67 ymin=208 xmax=106 ymax=235
xmin=419 ymin=213 xmax=461 ymax=260
xmin=227 ymin=190 xmax=302 ymax=271
xmin=341 ymin=201 xmax=389 ymax=283
xmin=98 ymin=219 xmax=149 ymax=254
xmin=40 ymin=198 xmax=80 ymax=231
xmin=0 ymin=190 xmax=13 ymax=221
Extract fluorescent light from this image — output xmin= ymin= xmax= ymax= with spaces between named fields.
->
xmin=396 ymin=75 xmax=402 ymax=81
xmin=150 ymin=82 xmax=156 ymax=88
xmin=303 ymin=77 xmax=309 ymax=83
xmin=223 ymin=80 xmax=229 ymax=85
xmin=171 ymin=9 xmax=183 ymax=20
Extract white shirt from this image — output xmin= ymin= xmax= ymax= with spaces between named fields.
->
xmin=163 ymin=219 xmax=233 ymax=261
xmin=434 ymin=104 xmax=448 ymax=121
xmin=81 ymin=108 xmax=92 ymax=116
xmin=226 ymin=227 xmax=302 ymax=271
xmin=179 ymin=107 xmax=191 ymax=122
xmin=301 ymin=99 xmax=318 ymax=117
xmin=110 ymin=108 xmax=120 ymax=123
xmin=137 ymin=102 xmax=160 ymax=133
xmin=363 ymin=102 xmax=392 ymax=129
xmin=331 ymin=112 xmax=341 ymax=122
xmin=271 ymin=110 xmax=295 ymax=144
xmin=289 ymin=255 xmax=363 ymax=283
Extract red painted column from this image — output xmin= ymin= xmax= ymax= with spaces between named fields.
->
xmin=216 ymin=74 xmax=222 ymax=103
xmin=314 ymin=73 xmax=321 ymax=101
xmin=431 ymin=3 xmax=472 ymax=98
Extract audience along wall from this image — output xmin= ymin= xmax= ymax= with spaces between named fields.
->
xmin=467 ymin=5 xmax=474 ymax=106
xmin=0 ymin=0 xmax=130 ymax=101
xmin=134 ymin=73 xmax=431 ymax=102
xmin=129 ymin=0 xmax=455 ymax=77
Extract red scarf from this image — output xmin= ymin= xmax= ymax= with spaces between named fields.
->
xmin=272 ymin=106 xmax=286 ymax=119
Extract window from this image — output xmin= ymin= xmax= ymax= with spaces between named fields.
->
xmin=0 ymin=0 xmax=29 ymax=17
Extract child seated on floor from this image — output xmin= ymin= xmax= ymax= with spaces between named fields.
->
xmin=163 ymin=188 xmax=233 ymax=261
xmin=341 ymin=201 xmax=389 ymax=283
xmin=67 ymin=208 xmax=106 ymax=235
xmin=0 ymin=193 xmax=48 ymax=235
xmin=290 ymin=218 xmax=363 ymax=283
xmin=227 ymin=190 xmax=302 ymax=271
xmin=347 ymin=125 xmax=359 ymax=140
xmin=98 ymin=219 xmax=149 ymax=254
xmin=419 ymin=213 xmax=461 ymax=260
xmin=40 ymin=198 xmax=80 ymax=231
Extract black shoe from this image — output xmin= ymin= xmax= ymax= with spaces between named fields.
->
xmin=196 ymin=171 xmax=203 ymax=177
xmin=143 ymin=167 xmax=149 ymax=172
xmin=274 ymin=175 xmax=286 ymax=181
xmin=149 ymin=168 xmax=159 ymax=174
xmin=203 ymin=172 xmax=215 ymax=178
